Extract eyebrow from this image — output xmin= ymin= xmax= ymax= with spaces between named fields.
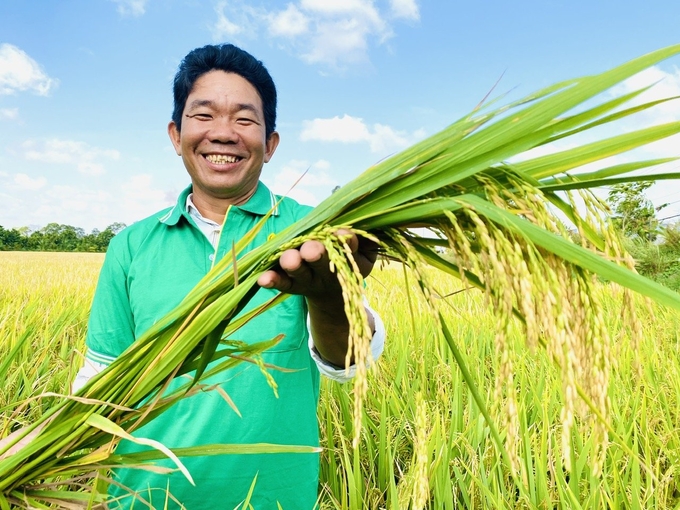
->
xmin=235 ymin=103 xmax=260 ymax=116
xmin=186 ymin=99 xmax=215 ymax=111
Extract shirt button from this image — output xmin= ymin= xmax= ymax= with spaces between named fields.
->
xmin=209 ymin=254 xmax=215 ymax=261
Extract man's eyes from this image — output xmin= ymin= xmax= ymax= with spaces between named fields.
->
xmin=185 ymin=111 xmax=213 ymax=121
xmin=185 ymin=113 xmax=259 ymax=124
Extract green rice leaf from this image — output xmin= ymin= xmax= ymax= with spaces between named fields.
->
xmin=84 ymin=413 xmax=194 ymax=486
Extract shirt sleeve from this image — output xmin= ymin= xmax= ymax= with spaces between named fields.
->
xmin=73 ymin=240 xmax=135 ymax=393
xmin=84 ymin=239 xmax=136 ymax=367
xmin=308 ymin=302 xmax=385 ymax=383
xmin=71 ymin=358 xmax=108 ymax=394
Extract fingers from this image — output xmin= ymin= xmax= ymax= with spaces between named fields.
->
xmin=334 ymin=228 xmax=358 ymax=253
xmin=334 ymin=229 xmax=378 ymax=278
xmin=257 ymin=230 xmax=379 ymax=295
xmin=297 ymin=240 xmax=327 ymax=267
xmin=257 ymin=245 xmax=324 ymax=293
xmin=257 ymin=268 xmax=290 ymax=291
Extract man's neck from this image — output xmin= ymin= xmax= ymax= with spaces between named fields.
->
xmin=190 ymin=187 xmax=257 ymax=224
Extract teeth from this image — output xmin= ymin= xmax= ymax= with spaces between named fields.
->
xmin=206 ymin=154 xmax=238 ymax=164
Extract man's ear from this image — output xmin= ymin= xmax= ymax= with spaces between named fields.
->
xmin=263 ymin=131 xmax=280 ymax=163
xmin=168 ymin=121 xmax=182 ymax=156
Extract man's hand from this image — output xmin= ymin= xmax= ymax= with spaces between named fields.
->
xmin=256 ymin=229 xmax=377 ymax=298
xmin=257 ymin=229 xmax=378 ymax=367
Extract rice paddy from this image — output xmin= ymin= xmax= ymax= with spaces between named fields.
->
xmin=2 ymin=251 xmax=679 ymax=509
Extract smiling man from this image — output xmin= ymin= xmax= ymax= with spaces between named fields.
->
xmin=74 ymin=44 xmax=385 ymax=509
xmin=170 ymin=70 xmax=279 ymax=216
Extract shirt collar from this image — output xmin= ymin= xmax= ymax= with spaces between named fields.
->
xmin=159 ymin=182 xmax=279 ymax=226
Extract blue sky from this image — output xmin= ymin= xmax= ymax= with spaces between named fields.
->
xmin=2 ymin=0 xmax=680 ymax=232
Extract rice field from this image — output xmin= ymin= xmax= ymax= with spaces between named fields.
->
xmin=1 ymin=251 xmax=680 ymax=509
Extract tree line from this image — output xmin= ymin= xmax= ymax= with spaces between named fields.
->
xmin=607 ymin=181 xmax=680 ymax=291
xmin=0 ymin=223 xmax=127 ymax=252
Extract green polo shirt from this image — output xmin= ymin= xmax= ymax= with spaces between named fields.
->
xmin=86 ymin=182 xmax=320 ymax=509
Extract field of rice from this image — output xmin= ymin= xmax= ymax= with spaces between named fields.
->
xmin=1 ymin=251 xmax=680 ymax=509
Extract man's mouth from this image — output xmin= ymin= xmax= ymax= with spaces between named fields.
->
xmin=205 ymin=154 xmax=240 ymax=164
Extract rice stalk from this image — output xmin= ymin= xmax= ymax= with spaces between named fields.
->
xmin=410 ymin=392 xmax=430 ymax=509
xmin=4 ymin=44 xmax=680 ymax=506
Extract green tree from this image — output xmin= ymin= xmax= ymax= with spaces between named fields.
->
xmin=39 ymin=223 xmax=85 ymax=251
xmin=607 ymin=182 xmax=666 ymax=241
xmin=94 ymin=222 xmax=126 ymax=251
xmin=0 ymin=226 xmax=28 ymax=250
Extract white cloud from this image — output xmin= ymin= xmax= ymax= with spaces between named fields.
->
xmin=45 ymin=185 xmax=114 ymax=226
xmin=0 ymin=44 xmax=57 ymax=96
xmin=120 ymin=174 xmax=175 ymax=221
xmin=110 ymin=0 xmax=148 ymax=17
xmin=301 ymin=114 xmax=370 ymax=143
xmin=369 ymin=123 xmax=411 ymax=153
xmin=294 ymin=0 xmax=390 ymax=67
xmin=608 ymin=65 xmax=680 ymax=126
xmin=21 ymin=139 xmax=120 ymax=176
xmin=299 ymin=0 xmax=385 ymax=24
xmin=389 ymin=0 xmax=419 ymax=20
xmin=262 ymin=158 xmax=336 ymax=205
xmin=212 ymin=1 xmax=244 ymax=37
xmin=300 ymin=114 xmax=413 ymax=153
xmin=211 ymin=1 xmax=266 ymax=40
xmin=268 ymin=4 xmax=309 ymax=37
xmin=301 ymin=19 xmax=378 ymax=67
xmin=313 ymin=159 xmax=330 ymax=170
xmin=0 ymin=108 xmax=18 ymax=120
xmin=0 ymin=172 xmax=177 ymax=231
xmin=211 ymin=0 xmax=418 ymax=69
xmin=14 ymin=173 xmax=47 ymax=190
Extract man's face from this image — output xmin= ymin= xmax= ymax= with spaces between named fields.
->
xmin=168 ymin=70 xmax=279 ymax=207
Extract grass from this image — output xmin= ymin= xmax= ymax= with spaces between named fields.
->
xmin=0 ymin=252 xmax=102 ymax=429
xmin=2 ymin=252 xmax=679 ymax=508
xmin=320 ymin=263 xmax=680 ymax=509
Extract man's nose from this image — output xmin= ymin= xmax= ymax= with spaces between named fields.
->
xmin=209 ymin=117 xmax=239 ymax=143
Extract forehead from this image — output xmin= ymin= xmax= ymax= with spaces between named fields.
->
xmin=186 ymin=70 xmax=263 ymax=112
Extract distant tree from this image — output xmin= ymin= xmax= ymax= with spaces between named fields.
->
xmin=0 ymin=226 xmax=27 ymax=250
xmin=0 ymin=222 xmax=125 ymax=252
xmin=27 ymin=231 xmax=44 ymax=251
xmin=607 ymin=182 xmax=666 ymax=241
xmin=107 ymin=222 xmax=127 ymax=235
xmin=95 ymin=223 xmax=127 ymax=251
xmin=39 ymin=223 xmax=85 ymax=251
xmin=79 ymin=229 xmax=101 ymax=252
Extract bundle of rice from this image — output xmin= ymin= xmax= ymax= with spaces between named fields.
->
xmin=3 ymin=44 xmax=680 ymax=508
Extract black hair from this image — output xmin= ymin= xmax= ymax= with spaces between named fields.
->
xmin=172 ymin=44 xmax=277 ymax=138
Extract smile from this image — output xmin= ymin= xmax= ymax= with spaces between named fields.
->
xmin=205 ymin=154 xmax=240 ymax=164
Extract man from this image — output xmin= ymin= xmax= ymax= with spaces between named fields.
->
xmin=74 ymin=44 xmax=384 ymax=509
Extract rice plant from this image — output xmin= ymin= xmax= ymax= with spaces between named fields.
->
xmin=3 ymin=44 xmax=680 ymax=507
xmin=320 ymin=265 xmax=680 ymax=509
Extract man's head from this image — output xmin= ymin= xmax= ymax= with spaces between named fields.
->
xmin=167 ymin=44 xmax=281 ymax=215
xmin=172 ymin=44 xmax=277 ymax=138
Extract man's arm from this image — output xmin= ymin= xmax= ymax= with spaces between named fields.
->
xmin=309 ymin=301 xmax=385 ymax=383
xmin=257 ymin=229 xmax=380 ymax=367
xmin=71 ymin=236 xmax=134 ymax=393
